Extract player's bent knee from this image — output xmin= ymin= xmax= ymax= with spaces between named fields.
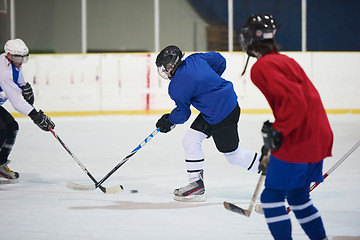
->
xmin=182 ymin=129 xmax=207 ymax=159
xmin=182 ymin=129 xmax=207 ymax=147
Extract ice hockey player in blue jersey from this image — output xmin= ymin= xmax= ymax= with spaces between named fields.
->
xmin=0 ymin=39 xmax=55 ymax=180
xmin=155 ymin=45 xmax=261 ymax=202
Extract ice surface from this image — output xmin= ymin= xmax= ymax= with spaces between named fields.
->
xmin=1 ymin=114 xmax=359 ymax=240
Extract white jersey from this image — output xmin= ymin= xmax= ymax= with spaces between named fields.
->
xmin=0 ymin=53 xmax=34 ymax=116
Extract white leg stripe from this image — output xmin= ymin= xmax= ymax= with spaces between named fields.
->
xmin=261 ymin=202 xmax=285 ymax=209
xmin=289 ymin=200 xmax=313 ymax=211
xmin=266 ymin=214 xmax=291 ymax=224
xmin=297 ymin=212 xmax=321 ymax=224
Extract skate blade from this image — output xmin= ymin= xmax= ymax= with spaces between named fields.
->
xmin=0 ymin=178 xmax=19 ymax=184
xmin=174 ymin=194 xmax=206 ymax=202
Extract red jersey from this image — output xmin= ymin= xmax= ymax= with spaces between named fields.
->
xmin=251 ymin=52 xmax=333 ymax=163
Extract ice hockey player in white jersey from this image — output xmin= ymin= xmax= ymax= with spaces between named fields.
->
xmin=0 ymin=38 xmax=55 ymax=180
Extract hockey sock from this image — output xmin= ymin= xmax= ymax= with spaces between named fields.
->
xmin=185 ymin=159 xmax=204 ymax=182
xmin=261 ymin=188 xmax=292 ymax=240
xmin=223 ymin=146 xmax=260 ymax=172
xmin=288 ymin=187 xmax=326 ymax=240
xmin=182 ymin=129 xmax=206 ymax=182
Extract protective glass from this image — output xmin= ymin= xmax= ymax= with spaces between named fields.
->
xmin=11 ymin=54 xmax=29 ymax=64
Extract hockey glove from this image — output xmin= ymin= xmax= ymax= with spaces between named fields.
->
xmin=29 ymin=109 xmax=55 ymax=131
xmin=258 ymin=145 xmax=270 ymax=174
xmin=262 ymin=120 xmax=282 ymax=150
xmin=156 ymin=113 xmax=175 ymax=133
xmin=21 ymin=82 xmax=34 ymax=105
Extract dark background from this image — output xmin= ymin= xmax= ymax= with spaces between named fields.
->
xmin=188 ymin=0 xmax=360 ymax=51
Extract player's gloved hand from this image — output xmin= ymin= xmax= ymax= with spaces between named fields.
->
xmin=258 ymin=145 xmax=270 ymax=174
xmin=21 ymin=82 xmax=34 ymax=105
xmin=29 ymin=109 xmax=55 ymax=131
xmin=156 ymin=113 xmax=175 ymax=133
xmin=262 ymin=120 xmax=282 ymax=150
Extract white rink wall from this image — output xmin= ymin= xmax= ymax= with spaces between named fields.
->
xmin=5 ymin=52 xmax=360 ymax=115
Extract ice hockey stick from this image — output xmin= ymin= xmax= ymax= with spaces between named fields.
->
xmin=49 ymin=128 xmax=123 ymax=194
xmin=66 ymin=128 xmax=160 ymax=193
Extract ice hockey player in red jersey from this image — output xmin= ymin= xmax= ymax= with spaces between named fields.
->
xmin=0 ymin=39 xmax=55 ymax=180
xmin=239 ymin=14 xmax=333 ymax=240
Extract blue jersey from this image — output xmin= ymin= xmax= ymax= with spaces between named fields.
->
xmin=167 ymin=52 xmax=237 ymax=125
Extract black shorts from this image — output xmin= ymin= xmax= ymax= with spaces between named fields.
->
xmin=0 ymin=106 xmax=17 ymax=130
xmin=190 ymin=103 xmax=240 ymax=153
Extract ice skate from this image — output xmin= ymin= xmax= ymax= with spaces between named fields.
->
xmin=174 ymin=171 xmax=205 ymax=202
xmin=0 ymin=160 xmax=19 ymax=180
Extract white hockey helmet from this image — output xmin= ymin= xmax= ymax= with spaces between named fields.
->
xmin=4 ymin=38 xmax=29 ymax=64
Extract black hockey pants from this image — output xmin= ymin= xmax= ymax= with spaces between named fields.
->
xmin=0 ymin=106 xmax=19 ymax=165
xmin=190 ymin=103 xmax=240 ymax=153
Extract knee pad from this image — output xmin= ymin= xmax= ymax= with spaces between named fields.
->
xmin=182 ymin=129 xmax=207 ymax=160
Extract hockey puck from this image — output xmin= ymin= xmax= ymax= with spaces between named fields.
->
xmin=130 ymin=189 xmax=138 ymax=193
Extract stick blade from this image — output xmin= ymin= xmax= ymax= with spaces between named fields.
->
xmin=66 ymin=182 xmax=124 ymax=194
xmin=102 ymin=185 xmax=124 ymax=194
xmin=223 ymin=201 xmax=249 ymax=217
xmin=254 ymin=203 xmax=264 ymax=214
xmin=66 ymin=181 xmax=96 ymax=191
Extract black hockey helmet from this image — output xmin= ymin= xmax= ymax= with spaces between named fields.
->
xmin=240 ymin=14 xmax=277 ymax=57
xmin=156 ymin=45 xmax=184 ymax=79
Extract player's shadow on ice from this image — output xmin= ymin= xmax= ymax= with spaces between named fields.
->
xmin=69 ymin=201 xmax=225 ymax=210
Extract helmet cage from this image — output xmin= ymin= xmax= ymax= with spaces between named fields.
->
xmin=157 ymin=55 xmax=180 ymax=80
xmin=240 ymin=26 xmax=255 ymax=56
xmin=157 ymin=65 xmax=170 ymax=79
xmin=9 ymin=54 xmax=29 ymax=64
xmin=156 ymin=46 xmax=183 ymax=79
